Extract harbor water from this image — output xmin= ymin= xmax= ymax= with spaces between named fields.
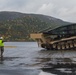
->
xmin=0 ymin=42 xmax=76 ymax=75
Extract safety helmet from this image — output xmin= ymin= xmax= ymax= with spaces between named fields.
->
xmin=0 ymin=37 xmax=3 ymax=39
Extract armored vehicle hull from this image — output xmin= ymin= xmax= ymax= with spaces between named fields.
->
xmin=30 ymin=24 xmax=76 ymax=50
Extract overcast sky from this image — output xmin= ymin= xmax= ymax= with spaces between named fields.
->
xmin=0 ymin=0 xmax=76 ymax=23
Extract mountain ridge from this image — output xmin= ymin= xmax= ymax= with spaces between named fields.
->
xmin=0 ymin=11 xmax=71 ymax=41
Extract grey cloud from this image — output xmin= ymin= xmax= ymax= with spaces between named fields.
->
xmin=0 ymin=0 xmax=76 ymax=22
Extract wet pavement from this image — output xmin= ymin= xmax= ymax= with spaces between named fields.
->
xmin=0 ymin=42 xmax=76 ymax=75
xmin=0 ymin=68 xmax=40 ymax=75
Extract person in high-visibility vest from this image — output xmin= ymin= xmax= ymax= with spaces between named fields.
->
xmin=0 ymin=37 xmax=4 ymax=58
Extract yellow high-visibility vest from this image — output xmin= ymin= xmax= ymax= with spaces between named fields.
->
xmin=0 ymin=39 xmax=4 ymax=46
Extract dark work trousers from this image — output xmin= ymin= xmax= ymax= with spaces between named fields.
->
xmin=1 ymin=46 xmax=4 ymax=60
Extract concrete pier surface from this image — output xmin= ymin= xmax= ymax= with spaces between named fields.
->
xmin=0 ymin=68 xmax=40 ymax=75
xmin=0 ymin=42 xmax=76 ymax=75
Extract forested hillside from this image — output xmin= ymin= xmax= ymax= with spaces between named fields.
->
xmin=0 ymin=11 xmax=70 ymax=41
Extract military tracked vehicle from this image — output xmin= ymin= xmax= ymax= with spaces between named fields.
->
xmin=30 ymin=24 xmax=76 ymax=50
